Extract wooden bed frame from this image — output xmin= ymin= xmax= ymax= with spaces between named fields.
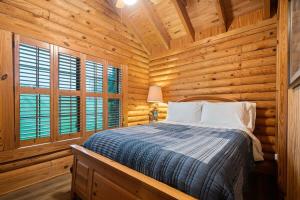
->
xmin=70 ymin=96 xmax=237 ymax=200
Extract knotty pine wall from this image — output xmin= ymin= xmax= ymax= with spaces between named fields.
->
xmin=0 ymin=0 xmax=283 ymax=196
xmin=0 ymin=0 xmax=150 ymax=128
xmin=287 ymin=86 xmax=300 ymax=200
xmin=0 ymin=0 xmax=149 ymax=195
xmin=150 ymin=18 xmax=277 ymax=165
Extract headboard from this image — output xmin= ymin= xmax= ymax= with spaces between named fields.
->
xmin=176 ymin=96 xmax=237 ymax=102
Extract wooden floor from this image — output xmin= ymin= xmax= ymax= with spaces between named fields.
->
xmin=0 ymin=171 xmax=278 ymax=200
xmin=0 ymin=173 xmax=72 ymax=200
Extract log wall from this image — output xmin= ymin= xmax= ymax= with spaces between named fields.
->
xmin=0 ymin=0 xmax=283 ymax=196
xmin=0 ymin=0 xmax=149 ymax=195
xmin=277 ymin=0 xmax=288 ymax=194
xmin=287 ymin=86 xmax=300 ymax=200
xmin=0 ymin=0 xmax=150 ymax=129
xmin=149 ymin=18 xmax=277 ymax=164
xmin=281 ymin=0 xmax=300 ymax=198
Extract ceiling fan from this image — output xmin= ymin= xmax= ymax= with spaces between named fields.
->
xmin=115 ymin=0 xmax=159 ymax=8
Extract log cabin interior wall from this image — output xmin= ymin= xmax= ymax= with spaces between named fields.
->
xmin=282 ymin=0 xmax=300 ymax=198
xmin=150 ymin=17 xmax=278 ymax=171
xmin=135 ymin=0 xmax=281 ymax=196
xmin=0 ymin=0 xmax=149 ymax=195
xmin=287 ymin=86 xmax=300 ymax=200
xmin=0 ymin=0 xmax=291 ymax=198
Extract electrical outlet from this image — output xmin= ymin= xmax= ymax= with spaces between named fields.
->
xmin=275 ymin=154 xmax=278 ymax=161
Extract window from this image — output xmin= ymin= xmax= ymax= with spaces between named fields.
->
xmin=107 ymin=65 xmax=123 ymax=128
xmin=20 ymin=94 xmax=50 ymax=141
xmin=14 ymin=35 xmax=127 ymax=147
xmin=57 ymin=49 xmax=81 ymax=139
xmin=108 ymin=66 xmax=121 ymax=94
xmin=58 ymin=53 xmax=80 ymax=91
xmin=86 ymin=97 xmax=103 ymax=131
xmin=108 ymin=99 xmax=121 ymax=128
xmin=59 ymin=96 xmax=80 ymax=135
xmin=19 ymin=43 xmax=50 ymax=88
xmin=86 ymin=60 xmax=103 ymax=93
xmin=15 ymin=38 xmax=52 ymax=146
xmin=85 ymin=58 xmax=104 ymax=133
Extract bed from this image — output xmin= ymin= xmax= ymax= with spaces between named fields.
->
xmin=71 ymin=96 xmax=263 ymax=200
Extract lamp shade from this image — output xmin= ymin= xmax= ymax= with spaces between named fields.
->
xmin=147 ymin=86 xmax=163 ymax=103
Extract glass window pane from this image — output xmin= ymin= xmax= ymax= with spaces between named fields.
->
xmin=20 ymin=94 xmax=50 ymax=140
xmin=86 ymin=97 xmax=103 ymax=131
xmin=86 ymin=60 xmax=103 ymax=93
xmin=59 ymin=96 xmax=80 ymax=135
xmin=108 ymin=99 xmax=121 ymax=128
xmin=19 ymin=43 xmax=50 ymax=88
xmin=108 ymin=66 xmax=121 ymax=94
xmin=59 ymin=53 xmax=80 ymax=90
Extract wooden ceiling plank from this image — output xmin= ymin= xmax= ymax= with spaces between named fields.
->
xmin=215 ymin=0 xmax=227 ymax=31
xmin=263 ymin=0 xmax=271 ymax=19
xmin=150 ymin=0 xmax=162 ymax=4
xmin=140 ymin=0 xmax=171 ymax=49
xmin=104 ymin=1 xmax=152 ymax=55
xmin=171 ymin=0 xmax=195 ymax=41
xmin=126 ymin=19 xmax=152 ymax=55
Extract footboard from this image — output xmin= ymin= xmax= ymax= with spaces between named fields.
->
xmin=70 ymin=144 xmax=196 ymax=200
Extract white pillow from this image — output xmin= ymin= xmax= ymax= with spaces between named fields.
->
xmin=200 ymin=102 xmax=255 ymax=132
xmin=166 ymin=102 xmax=203 ymax=123
xmin=244 ymin=102 xmax=256 ymax=132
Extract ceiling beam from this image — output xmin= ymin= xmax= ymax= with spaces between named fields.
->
xmin=262 ymin=0 xmax=271 ymax=19
xmin=179 ymin=0 xmax=187 ymax=7
xmin=139 ymin=0 xmax=171 ymax=49
xmin=171 ymin=0 xmax=195 ymax=41
xmin=215 ymin=0 xmax=227 ymax=31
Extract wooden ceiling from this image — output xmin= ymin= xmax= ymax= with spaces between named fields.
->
xmin=107 ymin=0 xmax=277 ymax=54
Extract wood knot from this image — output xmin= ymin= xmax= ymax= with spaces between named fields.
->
xmin=63 ymin=42 xmax=70 ymax=47
xmin=1 ymin=74 xmax=8 ymax=80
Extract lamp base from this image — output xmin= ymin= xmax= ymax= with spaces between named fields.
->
xmin=149 ymin=104 xmax=159 ymax=122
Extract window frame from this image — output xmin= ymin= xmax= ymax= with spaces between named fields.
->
xmin=54 ymin=47 xmax=84 ymax=141
xmin=107 ymin=61 xmax=126 ymax=129
xmin=13 ymin=35 xmax=128 ymax=148
xmin=84 ymin=55 xmax=106 ymax=136
xmin=14 ymin=35 xmax=54 ymax=147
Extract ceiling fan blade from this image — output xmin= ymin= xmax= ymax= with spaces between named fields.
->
xmin=115 ymin=0 xmax=125 ymax=8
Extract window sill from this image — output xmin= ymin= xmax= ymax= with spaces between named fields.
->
xmin=0 ymin=137 xmax=85 ymax=164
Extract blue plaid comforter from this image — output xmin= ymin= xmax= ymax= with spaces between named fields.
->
xmin=83 ymin=123 xmax=253 ymax=200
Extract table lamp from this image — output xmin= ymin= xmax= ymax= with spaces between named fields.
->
xmin=147 ymin=86 xmax=163 ymax=121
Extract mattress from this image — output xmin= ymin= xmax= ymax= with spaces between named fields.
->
xmin=83 ymin=123 xmax=254 ymax=200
